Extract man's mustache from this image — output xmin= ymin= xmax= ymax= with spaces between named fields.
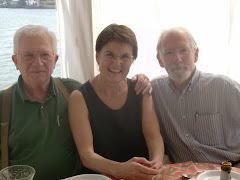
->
xmin=170 ymin=64 xmax=189 ymax=70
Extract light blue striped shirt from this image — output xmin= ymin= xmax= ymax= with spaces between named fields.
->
xmin=151 ymin=69 xmax=240 ymax=164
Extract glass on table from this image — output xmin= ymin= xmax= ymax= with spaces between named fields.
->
xmin=0 ymin=165 xmax=35 ymax=180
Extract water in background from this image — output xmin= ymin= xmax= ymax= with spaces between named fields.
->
xmin=0 ymin=8 xmax=61 ymax=89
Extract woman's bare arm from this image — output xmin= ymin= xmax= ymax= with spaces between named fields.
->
xmin=68 ymin=90 xmax=160 ymax=180
xmin=142 ymin=94 xmax=165 ymax=170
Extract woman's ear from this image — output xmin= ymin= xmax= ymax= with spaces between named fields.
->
xmin=96 ymin=52 xmax=99 ymax=65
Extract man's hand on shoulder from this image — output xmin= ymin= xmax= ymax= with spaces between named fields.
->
xmin=132 ymin=74 xmax=152 ymax=95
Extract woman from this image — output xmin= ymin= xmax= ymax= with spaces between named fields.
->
xmin=69 ymin=24 xmax=165 ymax=180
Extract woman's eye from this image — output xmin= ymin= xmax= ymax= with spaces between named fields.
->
xmin=106 ymin=54 xmax=114 ymax=58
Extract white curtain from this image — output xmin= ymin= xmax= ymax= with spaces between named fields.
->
xmin=56 ymin=0 xmax=96 ymax=83
xmin=228 ymin=0 xmax=240 ymax=82
xmin=56 ymin=0 xmax=240 ymax=83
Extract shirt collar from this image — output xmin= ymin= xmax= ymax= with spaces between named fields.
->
xmin=168 ymin=68 xmax=200 ymax=94
xmin=17 ymin=75 xmax=56 ymax=103
xmin=189 ymin=68 xmax=200 ymax=88
xmin=46 ymin=77 xmax=57 ymax=101
xmin=17 ymin=75 xmax=28 ymax=102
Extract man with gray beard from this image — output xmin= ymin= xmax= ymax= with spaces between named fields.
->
xmin=151 ymin=27 xmax=240 ymax=167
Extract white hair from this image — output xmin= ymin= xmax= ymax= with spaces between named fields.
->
xmin=13 ymin=25 xmax=57 ymax=54
xmin=156 ymin=27 xmax=198 ymax=55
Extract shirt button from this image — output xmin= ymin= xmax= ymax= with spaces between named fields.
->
xmin=192 ymin=147 xmax=196 ymax=150
xmin=189 ymin=88 xmax=192 ymax=91
xmin=185 ymin=134 xmax=190 ymax=137
xmin=41 ymin=106 xmax=43 ymax=109
xmin=182 ymin=115 xmax=186 ymax=118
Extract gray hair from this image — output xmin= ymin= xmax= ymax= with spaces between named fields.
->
xmin=156 ymin=27 xmax=198 ymax=56
xmin=13 ymin=25 xmax=57 ymax=54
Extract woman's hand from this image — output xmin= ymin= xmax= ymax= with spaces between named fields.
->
xmin=115 ymin=157 xmax=161 ymax=180
xmin=150 ymin=159 xmax=165 ymax=171
xmin=149 ymin=160 xmax=165 ymax=180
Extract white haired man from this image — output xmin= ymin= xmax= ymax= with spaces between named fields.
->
xmin=0 ymin=25 xmax=153 ymax=179
xmin=152 ymin=27 xmax=240 ymax=167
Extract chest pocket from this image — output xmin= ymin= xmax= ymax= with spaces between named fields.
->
xmin=193 ymin=113 xmax=222 ymax=146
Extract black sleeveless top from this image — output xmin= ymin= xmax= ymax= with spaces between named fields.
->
xmin=78 ymin=79 xmax=148 ymax=174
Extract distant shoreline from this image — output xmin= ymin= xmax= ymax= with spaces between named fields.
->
xmin=0 ymin=3 xmax=55 ymax=9
xmin=0 ymin=6 xmax=55 ymax=9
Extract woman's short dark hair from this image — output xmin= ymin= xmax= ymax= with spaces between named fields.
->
xmin=95 ymin=24 xmax=138 ymax=60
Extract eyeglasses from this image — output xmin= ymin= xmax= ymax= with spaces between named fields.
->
xmin=16 ymin=51 xmax=55 ymax=64
xmin=99 ymin=51 xmax=134 ymax=62
xmin=162 ymin=48 xmax=191 ymax=59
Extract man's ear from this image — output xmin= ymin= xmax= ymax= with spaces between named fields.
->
xmin=53 ymin=55 xmax=59 ymax=69
xmin=157 ymin=53 xmax=165 ymax=67
xmin=194 ymin=48 xmax=199 ymax=63
xmin=12 ymin=55 xmax=19 ymax=70
xmin=55 ymin=54 xmax=59 ymax=62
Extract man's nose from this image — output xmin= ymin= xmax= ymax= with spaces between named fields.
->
xmin=173 ymin=52 xmax=183 ymax=62
xmin=32 ymin=53 xmax=44 ymax=65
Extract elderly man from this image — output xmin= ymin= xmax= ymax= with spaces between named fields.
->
xmin=151 ymin=27 xmax=240 ymax=167
xmin=0 ymin=25 xmax=152 ymax=180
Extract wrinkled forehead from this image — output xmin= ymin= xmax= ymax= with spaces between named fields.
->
xmin=19 ymin=32 xmax=51 ymax=42
xmin=18 ymin=33 xmax=53 ymax=52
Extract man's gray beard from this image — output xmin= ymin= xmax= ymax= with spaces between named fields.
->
xmin=169 ymin=69 xmax=192 ymax=83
